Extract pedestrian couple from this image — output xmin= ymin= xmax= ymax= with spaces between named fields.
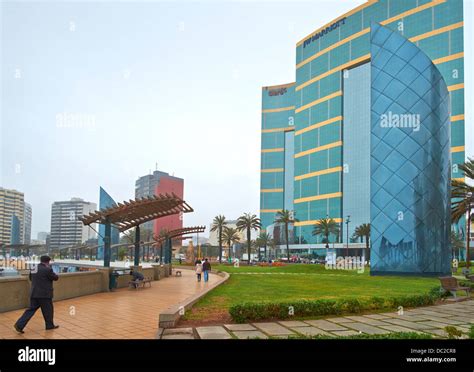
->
xmin=195 ymin=258 xmax=211 ymax=282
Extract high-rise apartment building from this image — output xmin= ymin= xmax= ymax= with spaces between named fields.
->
xmin=0 ymin=188 xmax=25 ymax=245
xmin=49 ymin=198 xmax=97 ymax=250
xmin=135 ymin=170 xmax=184 ymax=236
xmin=23 ymin=203 xmax=32 ymax=245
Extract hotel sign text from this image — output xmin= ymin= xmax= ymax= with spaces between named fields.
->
xmin=303 ymin=17 xmax=346 ymax=49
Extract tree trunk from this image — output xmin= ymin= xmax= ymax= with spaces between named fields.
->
xmin=285 ymin=223 xmax=290 ymax=262
xmin=365 ymin=235 xmax=370 ymax=263
xmin=467 ymin=208 xmax=471 ymax=269
xmin=264 ymin=244 xmax=267 ymax=260
xmin=247 ymin=228 xmax=251 ymax=265
xmin=218 ymin=227 xmax=222 ymax=264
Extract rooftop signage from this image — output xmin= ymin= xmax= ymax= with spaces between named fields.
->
xmin=303 ymin=17 xmax=346 ymax=49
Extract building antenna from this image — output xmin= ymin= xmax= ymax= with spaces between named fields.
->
xmin=155 ymin=162 xmax=158 ymax=171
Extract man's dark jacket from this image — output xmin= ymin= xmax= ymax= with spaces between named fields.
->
xmin=29 ymin=263 xmax=59 ymax=299
xmin=203 ymin=261 xmax=211 ymax=271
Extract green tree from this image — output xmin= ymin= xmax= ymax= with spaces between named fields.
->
xmin=256 ymin=232 xmax=272 ymax=260
xmin=451 ymin=158 xmax=474 ymax=268
xmin=353 ymin=223 xmax=371 ymax=262
xmin=312 ymin=218 xmax=341 ymax=249
xmin=236 ymin=213 xmax=261 ymax=264
xmin=451 ymin=230 xmax=464 ymax=261
xmin=274 ymin=210 xmax=299 ymax=262
xmin=117 ymin=247 xmax=127 ymax=261
xmin=221 ymin=226 xmax=240 ymax=261
xmin=210 ymin=215 xmax=227 ymax=264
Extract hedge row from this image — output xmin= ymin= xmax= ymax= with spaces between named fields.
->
xmin=286 ymin=332 xmax=433 ymax=340
xmin=229 ymin=287 xmax=441 ymax=323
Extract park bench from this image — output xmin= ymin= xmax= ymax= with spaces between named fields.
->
xmin=128 ymin=277 xmax=152 ymax=290
xmin=465 ymin=274 xmax=474 ymax=283
xmin=439 ymin=276 xmax=471 ymax=299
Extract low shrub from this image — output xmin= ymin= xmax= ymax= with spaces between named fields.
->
xmin=229 ymin=287 xmax=441 ymax=323
xmin=444 ymin=326 xmax=463 ymax=339
xmin=286 ymin=332 xmax=433 ymax=340
xmin=469 ymin=324 xmax=474 ymax=339
xmin=459 ymin=281 xmax=474 ymax=290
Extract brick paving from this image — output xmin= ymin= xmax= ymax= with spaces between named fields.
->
xmin=161 ymin=300 xmax=474 ymax=339
xmin=0 ymin=269 xmax=220 ymax=339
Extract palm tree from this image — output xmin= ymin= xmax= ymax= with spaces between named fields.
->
xmin=236 ymin=213 xmax=261 ymax=264
xmin=312 ymin=218 xmax=341 ymax=249
xmin=268 ymin=238 xmax=276 ymax=260
xmin=451 ymin=230 xmax=464 ymax=261
xmin=256 ymin=232 xmax=272 ymax=260
xmin=451 ymin=158 xmax=474 ymax=269
xmin=353 ymin=223 xmax=371 ymax=262
xmin=222 ymin=226 xmax=240 ymax=261
xmin=210 ymin=215 xmax=227 ymax=264
xmin=274 ymin=210 xmax=299 ymax=262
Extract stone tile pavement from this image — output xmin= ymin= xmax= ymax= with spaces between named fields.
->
xmin=159 ymin=300 xmax=474 ymax=339
xmin=0 ymin=269 xmax=220 ymax=339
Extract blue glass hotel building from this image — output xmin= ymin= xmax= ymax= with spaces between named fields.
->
xmin=260 ymin=0 xmax=465 ymax=275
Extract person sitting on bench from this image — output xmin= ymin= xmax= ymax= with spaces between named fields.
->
xmin=130 ymin=268 xmax=144 ymax=288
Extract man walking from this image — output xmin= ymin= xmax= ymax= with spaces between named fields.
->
xmin=14 ymin=255 xmax=59 ymax=333
xmin=202 ymin=258 xmax=211 ymax=282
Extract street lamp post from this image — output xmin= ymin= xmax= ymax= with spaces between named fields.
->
xmin=345 ymin=215 xmax=351 ymax=257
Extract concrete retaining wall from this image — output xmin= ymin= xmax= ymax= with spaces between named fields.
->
xmin=0 ymin=276 xmax=30 ymax=311
xmin=0 ymin=264 xmax=172 ymax=313
xmin=52 ymin=271 xmax=104 ymax=301
xmin=158 ymin=269 xmax=230 ymax=329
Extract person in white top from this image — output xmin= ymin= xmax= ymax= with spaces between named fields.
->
xmin=195 ymin=260 xmax=203 ymax=282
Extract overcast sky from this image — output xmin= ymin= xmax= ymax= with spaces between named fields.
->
xmin=1 ymin=0 xmax=473 ymax=239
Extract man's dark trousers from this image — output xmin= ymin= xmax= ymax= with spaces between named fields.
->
xmin=16 ymin=298 xmax=54 ymax=329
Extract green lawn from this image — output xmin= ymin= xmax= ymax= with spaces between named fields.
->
xmin=182 ymin=264 xmax=439 ymax=323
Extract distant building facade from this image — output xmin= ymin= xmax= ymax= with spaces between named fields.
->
xmin=135 ymin=170 xmax=184 ymax=236
xmin=49 ymin=198 xmax=97 ymax=250
xmin=208 ymin=220 xmax=245 ymax=246
xmin=23 ymin=203 xmax=32 ymax=245
xmin=0 ymin=187 xmax=25 ymax=245
xmin=37 ymin=232 xmax=49 ymax=242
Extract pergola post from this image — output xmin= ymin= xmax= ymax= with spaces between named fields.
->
xmin=134 ymin=225 xmax=140 ymax=266
xmin=164 ymin=238 xmax=171 ymax=264
xmin=104 ymin=217 xmax=111 ymax=268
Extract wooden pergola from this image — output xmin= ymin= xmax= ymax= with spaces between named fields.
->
xmin=148 ymin=226 xmax=206 ymax=263
xmin=79 ymin=193 xmax=193 ymax=267
xmin=152 ymin=226 xmax=206 ymax=246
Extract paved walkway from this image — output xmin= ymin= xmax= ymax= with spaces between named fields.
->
xmin=160 ymin=300 xmax=474 ymax=339
xmin=0 ymin=270 xmax=219 ymax=339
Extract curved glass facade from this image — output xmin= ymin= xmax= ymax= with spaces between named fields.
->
xmin=370 ymin=23 xmax=451 ymax=275
xmin=98 ymin=187 xmax=120 ymax=260
xmin=260 ymin=0 xmax=464 ymax=263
